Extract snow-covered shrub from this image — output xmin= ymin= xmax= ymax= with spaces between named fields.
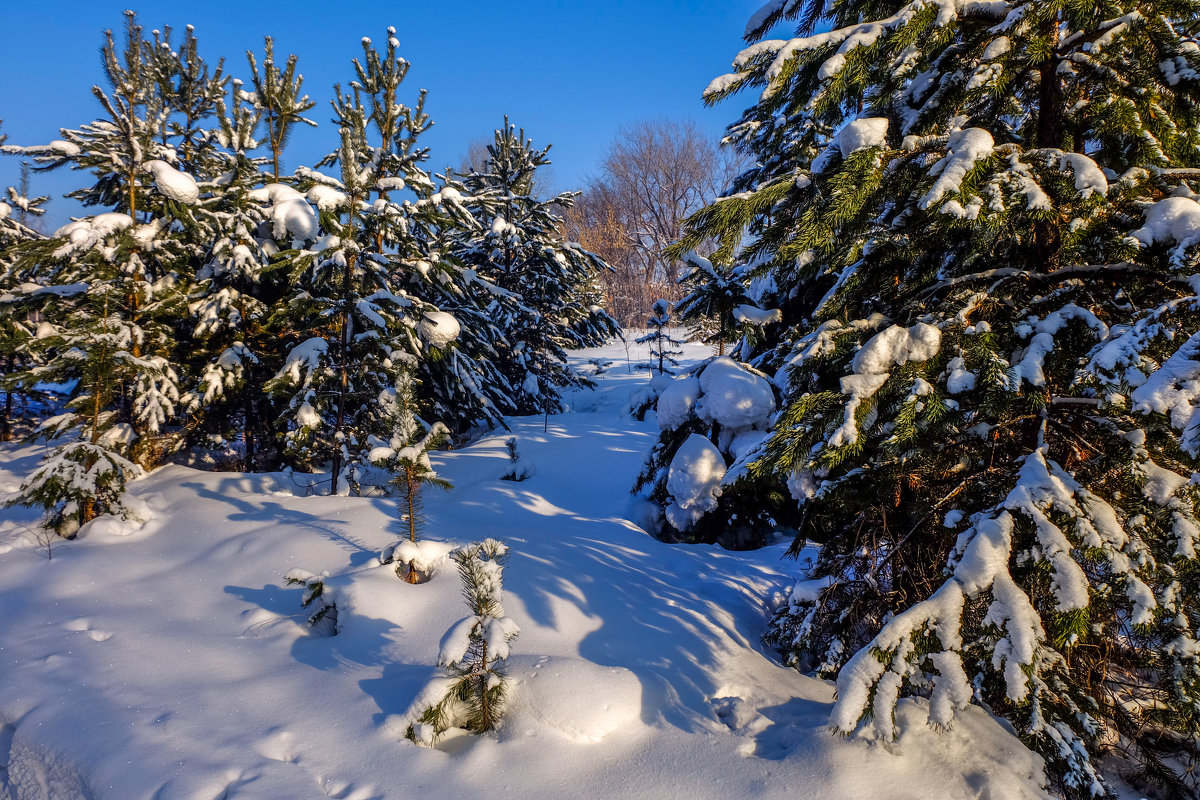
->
xmin=499 ymin=436 xmax=535 ymax=482
xmin=284 ymin=569 xmax=338 ymax=636
xmin=634 ymin=356 xmax=794 ymax=548
xmin=406 ymin=539 xmax=520 ymax=745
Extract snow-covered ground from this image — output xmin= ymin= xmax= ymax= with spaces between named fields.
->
xmin=0 ymin=339 xmax=1048 ymax=800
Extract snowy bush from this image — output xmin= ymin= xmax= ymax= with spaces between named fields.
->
xmin=284 ymin=569 xmax=339 ymax=636
xmin=499 ymin=436 xmax=535 ymax=482
xmin=634 ymin=356 xmax=792 ymax=548
xmin=405 ymin=539 xmax=520 ymax=745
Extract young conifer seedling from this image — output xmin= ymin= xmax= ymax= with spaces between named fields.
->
xmin=406 ymin=539 xmax=519 ymax=746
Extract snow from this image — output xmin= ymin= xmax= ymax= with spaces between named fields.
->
xmin=732 ymin=304 xmax=782 ymax=326
xmin=919 ymin=129 xmax=995 ymax=211
xmin=852 ymin=322 xmax=941 ymax=375
xmin=695 ymin=357 xmax=776 ymax=429
xmin=249 ymin=183 xmax=319 ymax=242
xmin=417 ymin=311 xmax=461 ymax=349
xmin=1056 ymin=152 xmax=1107 ymax=198
xmin=0 ymin=341 xmax=1053 ymax=800
xmin=655 ymin=375 xmax=701 ymax=431
xmin=1129 ymin=196 xmax=1200 ymax=256
xmin=143 ymin=160 xmax=200 ymax=205
xmin=837 ymin=117 xmax=889 ymax=158
xmin=51 ymin=213 xmax=134 ymax=259
xmin=832 ymin=322 xmax=942 ymax=461
xmin=665 ymin=433 xmax=726 ymax=531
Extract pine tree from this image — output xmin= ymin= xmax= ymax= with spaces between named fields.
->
xmin=1 ymin=13 xmax=205 ymax=533
xmin=0 ymin=126 xmax=48 ymax=441
xmin=406 ymin=539 xmax=519 ymax=745
xmin=674 ymin=252 xmax=753 ymax=356
xmin=245 ymin=36 xmax=316 ymax=182
xmin=371 ymin=367 xmax=452 ymax=583
xmin=182 ymin=79 xmax=285 ymax=469
xmin=685 ymin=1 xmax=1200 ymax=794
xmin=266 ymin=33 xmax=443 ymax=493
xmin=635 ymin=298 xmax=685 ymax=376
xmin=455 ymin=120 xmax=618 ymax=416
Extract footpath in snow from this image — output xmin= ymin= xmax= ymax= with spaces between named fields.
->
xmin=0 ymin=339 xmax=1048 ymax=800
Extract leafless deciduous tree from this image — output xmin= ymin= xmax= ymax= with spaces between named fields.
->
xmin=564 ymin=119 xmax=740 ymax=326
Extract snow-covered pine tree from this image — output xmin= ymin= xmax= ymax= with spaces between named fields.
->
xmin=499 ymin=435 xmax=535 ymax=482
xmin=687 ymin=0 xmax=1200 ymax=794
xmin=406 ymin=538 xmax=519 ymax=745
xmin=182 ymin=80 xmax=284 ymax=469
xmin=371 ymin=367 xmax=452 ymax=583
xmin=455 ymin=120 xmax=617 ymax=417
xmin=245 ymin=36 xmax=316 ymax=183
xmin=284 ymin=568 xmax=339 ymax=635
xmin=635 ymin=298 xmax=685 ymax=376
xmin=267 ymin=32 xmax=471 ymax=493
xmin=1 ymin=13 xmax=211 ymax=533
xmin=674 ymin=251 xmax=753 ymax=356
xmin=0 ymin=129 xmax=47 ymax=441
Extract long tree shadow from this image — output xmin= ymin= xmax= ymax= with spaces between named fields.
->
xmin=433 ymin=474 xmax=789 ymax=734
xmin=224 ymin=580 xmax=405 ymax=673
xmin=181 ymin=480 xmax=379 ymax=567
xmin=516 ymin=523 xmax=786 ymax=733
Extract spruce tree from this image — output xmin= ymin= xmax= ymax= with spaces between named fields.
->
xmin=2 ymin=13 xmax=204 ymax=533
xmin=685 ymin=1 xmax=1200 ymax=794
xmin=455 ymin=120 xmax=618 ymax=416
xmin=635 ymin=298 xmax=685 ymax=376
xmin=674 ymin=251 xmax=752 ymax=356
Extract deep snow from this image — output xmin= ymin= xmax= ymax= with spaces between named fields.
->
xmin=0 ymin=338 xmax=1049 ymax=800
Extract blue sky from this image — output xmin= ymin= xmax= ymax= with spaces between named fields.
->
xmin=0 ymin=1 xmax=781 ymax=227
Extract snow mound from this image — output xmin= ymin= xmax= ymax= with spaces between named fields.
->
xmin=837 ymin=117 xmax=889 ymax=157
xmin=1130 ymin=196 xmax=1200 ymax=249
xmin=665 ymin=433 xmax=726 ymax=531
xmin=696 ymin=357 xmax=776 ymax=429
xmin=656 ymin=376 xmax=701 ymax=431
xmin=143 ymin=160 xmax=200 ymax=205
xmin=417 ymin=311 xmax=461 ymax=349
xmin=506 ymin=655 xmax=641 ymax=742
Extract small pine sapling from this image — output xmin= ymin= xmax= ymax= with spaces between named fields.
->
xmin=371 ymin=374 xmax=453 ymax=583
xmin=406 ymin=539 xmax=519 ymax=746
xmin=634 ymin=299 xmax=685 ymax=376
xmin=499 ymin=436 xmax=534 ymax=482
xmin=284 ymin=569 xmax=338 ymax=636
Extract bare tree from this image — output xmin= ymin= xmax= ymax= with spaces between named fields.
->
xmin=564 ymin=119 xmax=740 ymax=326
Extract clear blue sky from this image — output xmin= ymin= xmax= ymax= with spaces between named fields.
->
xmin=0 ymin=1 xmax=782 ymax=227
